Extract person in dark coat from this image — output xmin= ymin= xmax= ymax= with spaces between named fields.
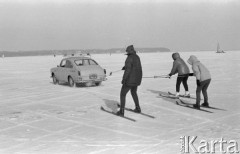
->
xmin=168 ymin=52 xmax=190 ymax=97
xmin=117 ymin=45 xmax=143 ymax=116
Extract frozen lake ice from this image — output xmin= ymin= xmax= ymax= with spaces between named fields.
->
xmin=0 ymin=51 xmax=239 ymax=154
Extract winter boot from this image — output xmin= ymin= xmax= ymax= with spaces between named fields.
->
xmin=175 ymin=92 xmax=180 ymax=98
xmin=184 ymin=91 xmax=190 ymax=98
xmin=133 ymin=107 xmax=141 ymax=113
xmin=193 ymin=104 xmax=200 ymax=109
xmin=201 ymin=102 xmax=209 ymax=107
xmin=116 ymin=108 xmax=124 ymax=116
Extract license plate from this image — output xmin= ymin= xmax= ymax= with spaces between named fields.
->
xmin=89 ymin=74 xmax=97 ymax=79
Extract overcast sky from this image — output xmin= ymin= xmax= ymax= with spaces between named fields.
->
xmin=0 ymin=0 xmax=240 ymax=51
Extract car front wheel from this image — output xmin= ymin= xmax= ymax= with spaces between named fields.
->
xmin=68 ymin=76 xmax=75 ymax=87
xmin=52 ymin=74 xmax=58 ymax=84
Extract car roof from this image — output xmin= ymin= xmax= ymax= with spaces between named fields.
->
xmin=63 ymin=56 xmax=91 ymax=61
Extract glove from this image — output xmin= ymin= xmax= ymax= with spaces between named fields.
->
xmin=196 ymin=80 xmax=201 ymax=86
xmin=121 ymin=79 xmax=126 ymax=85
xmin=168 ymin=73 xmax=172 ymax=79
xmin=122 ymin=66 xmax=125 ymax=70
xmin=189 ymin=73 xmax=194 ymax=76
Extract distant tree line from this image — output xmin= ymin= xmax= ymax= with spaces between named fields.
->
xmin=0 ymin=47 xmax=170 ymax=57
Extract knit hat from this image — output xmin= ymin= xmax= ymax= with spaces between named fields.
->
xmin=126 ymin=45 xmax=134 ymax=52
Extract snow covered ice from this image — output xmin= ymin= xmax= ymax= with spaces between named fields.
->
xmin=0 ymin=51 xmax=239 ymax=154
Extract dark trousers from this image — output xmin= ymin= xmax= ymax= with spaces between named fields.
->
xmin=176 ymin=75 xmax=189 ymax=92
xmin=196 ymin=79 xmax=211 ymax=106
xmin=120 ymin=85 xmax=140 ymax=109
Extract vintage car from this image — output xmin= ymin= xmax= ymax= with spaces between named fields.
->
xmin=50 ymin=56 xmax=107 ymax=87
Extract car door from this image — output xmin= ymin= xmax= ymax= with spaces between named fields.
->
xmin=58 ymin=59 xmax=72 ymax=82
xmin=64 ymin=60 xmax=76 ymax=81
xmin=53 ymin=59 xmax=65 ymax=82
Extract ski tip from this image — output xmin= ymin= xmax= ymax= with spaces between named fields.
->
xmin=150 ymin=116 xmax=156 ymax=119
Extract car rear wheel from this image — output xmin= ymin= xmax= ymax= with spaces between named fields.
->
xmin=52 ymin=74 xmax=58 ymax=84
xmin=95 ymin=82 xmax=102 ymax=86
xmin=68 ymin=76 xmax=75 ymax=87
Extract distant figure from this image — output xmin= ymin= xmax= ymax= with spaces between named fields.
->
xmin=168 ymin=52 xmax=190 ymax=97
xmin=187 ymin=55 xmax=211 ymax=109
xmin=117 ymin=45 xmax=143 ymax=116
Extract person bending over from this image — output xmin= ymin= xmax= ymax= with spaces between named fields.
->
xmin=168 ymin=52 xmax=190 ymax=98
xmin=187 ymin=55 xmax=211 ymax=109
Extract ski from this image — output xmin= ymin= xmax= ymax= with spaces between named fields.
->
xmin=176 ymin=100 xmax=213 ymax=113
xmin=117 ymin=104 xmax=155 ymax=119
xmin=100 ymin=106 xmax=136 ymax=122
xmin=159 ymin=93 xmax=179 ymax=99
xmin=201 ymin=106 xmax=226 ymax=111
xmin=168 ymin=92 xmax=197 ymax=100
xmin=178 ymin=99 xmax=225 ymax=111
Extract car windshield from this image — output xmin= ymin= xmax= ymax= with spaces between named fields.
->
xmin=74 ymin=59 xmax=98 ymax=66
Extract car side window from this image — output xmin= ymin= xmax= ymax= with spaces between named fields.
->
xmin=60 ymin=60 xmax=66 ymax=67
xmin=65 ymin=60 xmax=73 ymax=68
xmin=89 ymin=60 xmax=98 ymax=65
xmin=74 ymin=60 xmax=83 ymax=66
xmin=83 ymin=59 xmax=89 ymax=65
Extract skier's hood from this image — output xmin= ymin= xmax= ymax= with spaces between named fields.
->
xmin=187 ymin=55 xmax=200 ymax=65
xmin=172 ymin=52 xmax=180 ymax=60
xmin=125 ymin=45 xmax=136 ymax=55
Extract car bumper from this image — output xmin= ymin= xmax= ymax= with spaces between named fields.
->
xmin=75 ymin=77 xmax=107 ymax=83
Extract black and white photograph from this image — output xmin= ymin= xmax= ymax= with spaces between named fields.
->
xmin=0 ymin=0 xmax=240 ymax=153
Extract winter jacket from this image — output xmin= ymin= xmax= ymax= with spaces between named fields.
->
xmin=187 ymin=55 xmax=211 ymax=82
xmin=122 ymin=52 xmax=142 ymax=86
xmin=169 ymin=53 xmax=190 ymax=76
